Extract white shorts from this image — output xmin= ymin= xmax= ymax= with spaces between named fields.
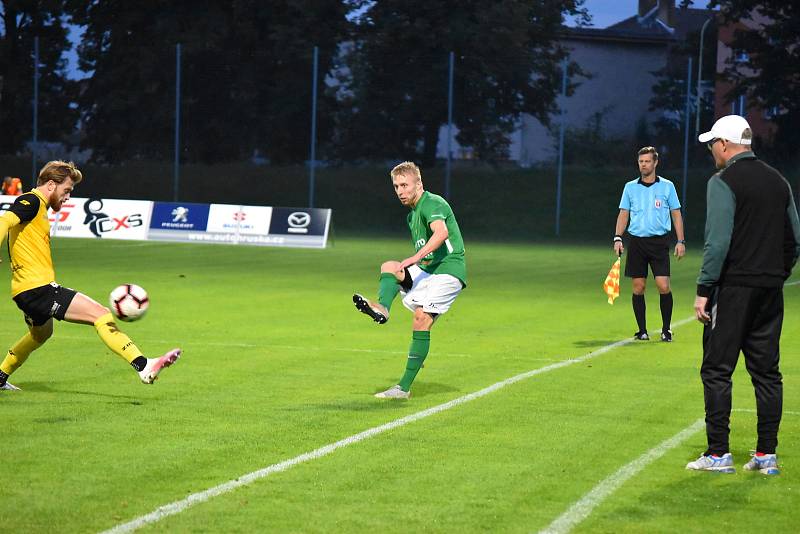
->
xmin=400 ymin=265 xmax=463 ymax=315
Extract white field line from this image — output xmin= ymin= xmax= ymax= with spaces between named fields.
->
xmin=0 ymin=331 xmax=565 ymax=361
xmin=733 ymin=408 xmax=800 ymax=416
xmin=539 ymin=418 xmax=706 ymax=534
xmin=100 ymin=316 xmax=696 ymax=534
xmin=539 ymin=405 xmax=800 ymax=534
xmin=40 ymin=335 xmax=563 ymax=361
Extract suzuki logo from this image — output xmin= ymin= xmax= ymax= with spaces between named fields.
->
xmin=287 ymin=212 xmax=310 ymax=234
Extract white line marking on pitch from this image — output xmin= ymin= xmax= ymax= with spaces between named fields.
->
xmin=539 ymin=418 xmax=706 ymax=534
xmin=47 ymin=336 xmax=558 ymax=361
xmin=539 ymin=406 xmax=800 ymax=534
xmin=733 ymin=408 xmax=800 ymax=416
xmin=100 ymin=315 xmax=697 ymax=533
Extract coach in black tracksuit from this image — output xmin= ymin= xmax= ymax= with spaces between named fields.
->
xmin=693 ymin=115 xmax=800 ymax=461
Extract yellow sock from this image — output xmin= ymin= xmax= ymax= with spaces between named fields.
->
xmin=0 ymin=332 xmax=44 ymax=375
xmin=93 ymin=312 xmax=144 ymax=364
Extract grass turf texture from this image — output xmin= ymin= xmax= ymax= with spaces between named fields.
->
xmin=1 ymin=237 xmax=798 ymax=533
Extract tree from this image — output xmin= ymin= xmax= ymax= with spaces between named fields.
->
xmin=0 ymin=0 xmax=76 ymax=156
xmin=68 ymin=0 xmax=349 ymax=164
xmin=338 ymin=0 xmax=588 ymax=165
xmin=710 ymin=1 xmax=800 ymax=161
xmin=648 ymin=20 xmax=717 ymax=165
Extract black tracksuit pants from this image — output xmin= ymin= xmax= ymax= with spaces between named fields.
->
xmin=701 ymin=285 xmax=784 ymax=455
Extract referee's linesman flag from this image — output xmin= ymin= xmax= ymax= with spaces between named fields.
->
xmin=604 ymin=257 xmax=621 ymax=304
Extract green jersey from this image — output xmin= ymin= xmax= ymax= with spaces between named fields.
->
xmin=407 ymin=191 xmax=467 ymax=286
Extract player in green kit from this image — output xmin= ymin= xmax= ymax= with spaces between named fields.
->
xmin=353 ymin=161 xmax=467 ymax=399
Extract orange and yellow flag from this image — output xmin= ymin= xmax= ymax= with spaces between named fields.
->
xmin=603 ymin=257 xmax=621 ymax=304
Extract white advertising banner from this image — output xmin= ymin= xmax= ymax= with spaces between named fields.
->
xmin=206 ymin=204 xmax=273 ymax=236
xmin=1 ymin=194 xmax=331 ymax=248
xmin=49 ymin=198 xmax=152 ymax=241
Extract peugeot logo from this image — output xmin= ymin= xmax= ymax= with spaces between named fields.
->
xmin=287 ymin=212 xmax=310 ymax=234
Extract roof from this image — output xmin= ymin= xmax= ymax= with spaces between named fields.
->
xmin=562 ymin=7 xmax=714 ymax=45
xmin=607 ymin=7 xmax=715 ymax=41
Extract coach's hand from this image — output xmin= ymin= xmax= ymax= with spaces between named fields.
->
xmin=694 ymin=295 xmax=710 ymax=324
xmin=674 ymin=242 xmax=686 ymax=260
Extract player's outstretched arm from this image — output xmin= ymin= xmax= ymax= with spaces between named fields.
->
xmin=0 ymin=212 xmax=21 ymax=249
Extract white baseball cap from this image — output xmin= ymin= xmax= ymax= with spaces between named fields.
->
xmin=698 ymin=115 xmax=752 ymax=145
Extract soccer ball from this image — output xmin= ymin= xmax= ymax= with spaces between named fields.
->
xmin=109 ymin=284 xmax=150 ymax=322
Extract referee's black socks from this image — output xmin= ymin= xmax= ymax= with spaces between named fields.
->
xmin=660 ymin=292 xmax=673 ymax=332
xmin=632 ymin=294 xmax=647 ymax=334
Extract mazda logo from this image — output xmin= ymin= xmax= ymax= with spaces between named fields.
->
xmin=288 ymin=212 xmax=310 ymax=228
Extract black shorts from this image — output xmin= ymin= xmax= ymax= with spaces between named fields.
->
xmin=13 ymin=282 xmax=78 ymax=327
xmin=624 ymin=235 xmax=671 ymax=278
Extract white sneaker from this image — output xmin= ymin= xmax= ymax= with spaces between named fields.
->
xmin=686 ymin=452 xmax=735 ymax=473
xmin=0 ymin=382 xmax=20 ymax=391
xmin=743 ymin=452 xmax=779 ymax=475
xmin=138 ymin=348 xmax=181 ymax=384
xmin=374 ymin=385 xmax=410 ymax=399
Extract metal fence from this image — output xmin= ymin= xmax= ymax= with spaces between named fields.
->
xmin=4 ymin=39 xmax=751 ymax=240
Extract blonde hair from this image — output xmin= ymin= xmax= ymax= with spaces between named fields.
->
xmin=390 ymin=161 xmax=422 ymax=182
xmin=37 ymin=160 xmax=83 ymax=186
xmin=637 ymin=146 xmax=659 ymax=161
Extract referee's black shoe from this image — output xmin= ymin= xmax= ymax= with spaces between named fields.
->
xmin=661 ymin=329 xmax=673 ymax=342
xmin=634 ymin=331 xmax=649 ymax=341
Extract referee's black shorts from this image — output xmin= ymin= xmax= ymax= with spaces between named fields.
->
xmin=624 ymin=234 xmax=671 ymax=278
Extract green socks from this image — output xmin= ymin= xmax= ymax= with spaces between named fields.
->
xmin=398 ymin=331 xmax=430 ymax=392
xmin=378 ymin=272 xmax=400 ymax=311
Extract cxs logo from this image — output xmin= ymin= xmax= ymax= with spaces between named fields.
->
xmin=83 ymin=199 xmax=143 ymax=237
xmin=287 ymin=212 xmax=310 ymax=234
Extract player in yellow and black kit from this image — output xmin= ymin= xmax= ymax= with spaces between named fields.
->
xmin=0 ymin=160 xmax=181 ymax=391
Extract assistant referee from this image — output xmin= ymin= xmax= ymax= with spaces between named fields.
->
xmin=613 ymin=146 xmax=685 ymax=341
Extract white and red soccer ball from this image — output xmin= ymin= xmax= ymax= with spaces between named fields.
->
xmin=109 ymin=284 xmax=149 ymax=322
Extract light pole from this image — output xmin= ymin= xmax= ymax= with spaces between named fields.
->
xmin=695 ymin=16 xmax=714 ymax=140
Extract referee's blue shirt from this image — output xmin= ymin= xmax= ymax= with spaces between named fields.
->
xmin=619 ymin=176 xmax=681 ymax=237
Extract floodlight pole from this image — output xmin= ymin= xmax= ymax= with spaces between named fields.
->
xmin=445 ymin=51 xmax=454 ymax=200
xmin=695 ymin=17 xmax=713 ymax=140
xmin=173 ymin=43 xmax=182 ymax=202
xmin=682 ymin=57 xmax=692 ymax=212
xmin=555 ymin=58 xmax=568 ymax=237
xmin=309 ymin=46 xmax=319 ymax=208
xmin=31 ymin=37 xmax=39 ymax=186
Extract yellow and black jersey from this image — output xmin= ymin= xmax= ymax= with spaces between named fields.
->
xmin=0 ymin=190 xmax=55 ymax=297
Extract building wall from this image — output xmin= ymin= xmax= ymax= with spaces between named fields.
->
xmin=511 ymin=37 xmax=668 ymax=165
xmin=714 ymin=17 xmax=776 ymax=141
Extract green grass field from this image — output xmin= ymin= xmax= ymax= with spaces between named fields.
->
xmin=2 ymin=237 xmax=798 ymax=533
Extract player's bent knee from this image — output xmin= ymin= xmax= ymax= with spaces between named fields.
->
xmin=380 ymin=261 xmax=401 ymax=273
xmin=31 ymin=326 xmax=53 ymax=343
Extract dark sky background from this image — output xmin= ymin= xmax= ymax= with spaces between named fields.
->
xmin=568 ymin=0 xmax=715 ymax=28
